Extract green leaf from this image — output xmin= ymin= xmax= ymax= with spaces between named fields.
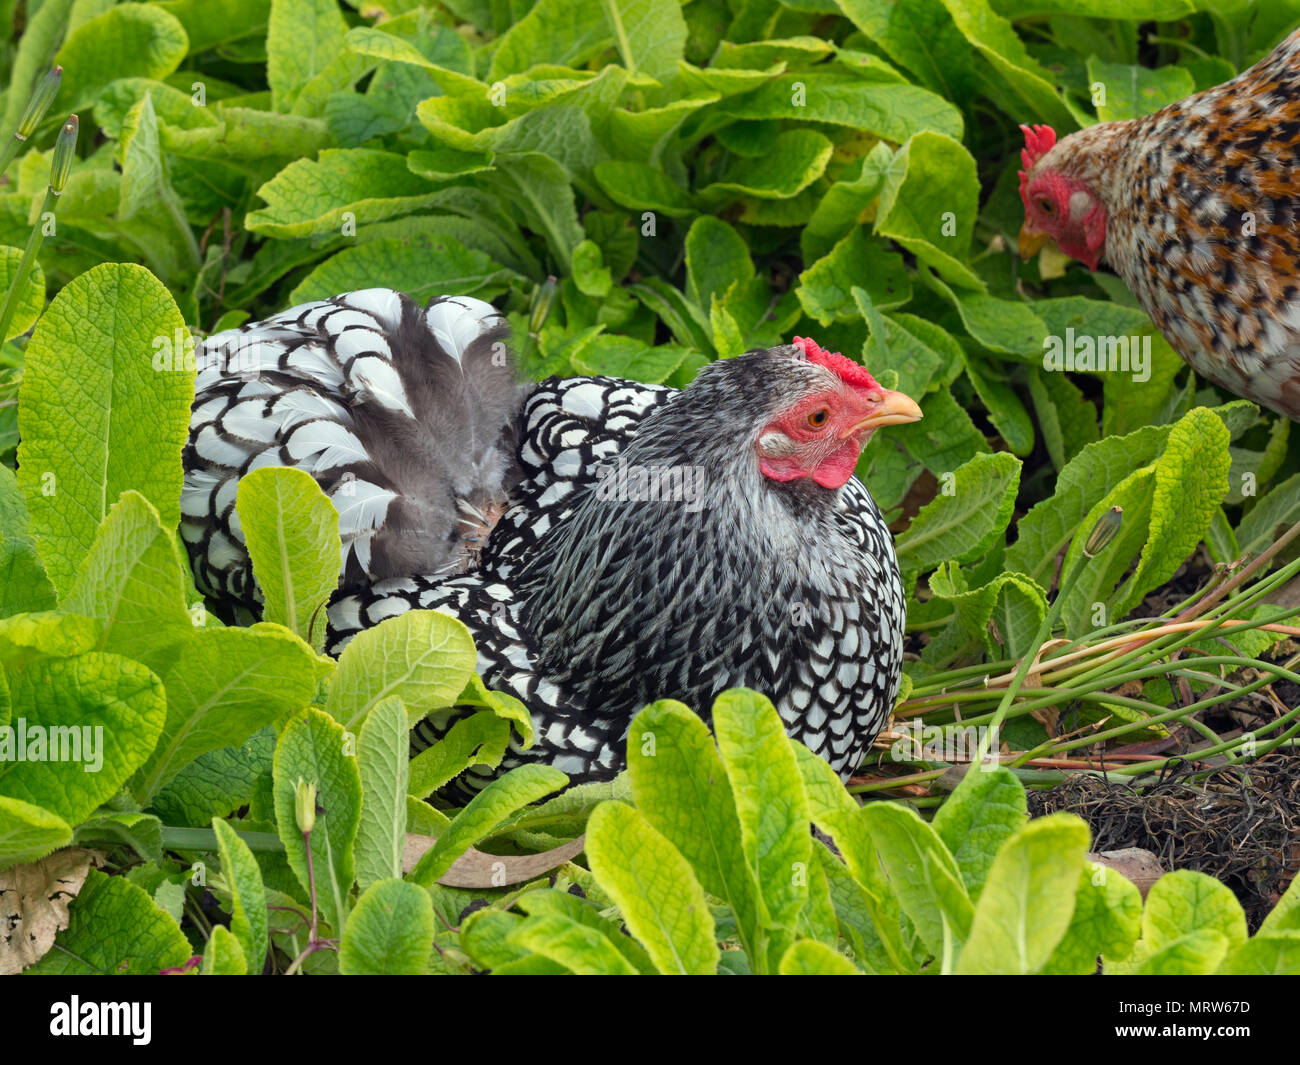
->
xmin=27 ymin=869 xmax=190 ymax=974
xmin=407 ymin=764 xmax=568 ymax=886
xmin=955 ymin=813 xmax=1090 ymax=974
xmin=0 ymin=795 xmax=72 ymax=870
xmin=133 ymin=624 xmax=318 ymax=803
xmin=325 ymin=610 xmax=477 ymax=734
xmin=861 ymin=801 xmax=974 ymax=963
xmin=934 ymin=0 xmax=1074 ymax=128
xmin=489 ymin=0 xmax=613 ymax=80
xmin=1128 ymin=929 xmax=1228 ymax=975
xmin=213 ymin=817 xmax=269 ymax=975
xmin=236 ymin=466 xmax=341 ymax=653
xmin=685 ymin=216 xmax=754 ymax=314
xmin=200 ymin=924 xmax=247 ymax=975
xmin=407 ymin=711 xmax=510 ymax=799
xmin=1218 ymin=935 xmax=1300 ymax=975
xmin=627 ymin=701 xmax=764 ymax=965
xmin=875 ymin=131 xmax=982 ymax=289
xmin=570 ymin=334 xmax=690 ymax=384
xmin=355 ymin=695 xmax=409 ymax=892
xmin=246 ymin=149 xmax=440 ymax=239
xmin=712 ymin=690 xmax=810 ymax=942
xmin=1086 ymin=56 xmax=1196 ymax=122
xmin=0 ymin=467 xmax=57 ymax=617
xmin=62 ymin=491 xmax=193 ymax=677
xmin=148 ymin=729 xmax=274 ymax=828
xmin=627 ymin=278 xmax=713 ymax=351
xmin=291 ymin=233 xmax=518 ymax=306
xmin=339 ymin=878 xmax=435 ymax=975
xmin=1236 ymin=471 xmax=1300 ymax=559
xmin=272 ymin=709 xmax=363 ymax=934
xmin=585 ymin=799 xmax=719 ymax=975
xmin=895 ymin=452 xmax=1020 ymax=572
xmin=837 ymin=0 xmax=972 ymax=99
xmin=600 ymin=0 xmax=687 ymax=84
xmin=71 ymin=811 xmax=163 ymax=864
xmin=118 ymin=94 xmax=199 ymax=277
xmin=1141 ymin=869 xmax=1247 ymax=954
xmin=507 ymin=911 xmax=640 ymax=974
xmin=701 ymin=129 xmax=834 ymax=200
xmin=1041 ymin=865 xmax=1143 ymax=974
xmin=16 ymin=263 xmax=191 ymax=597
xmin=0 ymin=247 xmax=44 ymax=342
xmin=798 ymin=227 xmax=911 ymax=324
xmin=571 ymin=239 xmax=612 ymax=298
xmin=0 ymin=611 xmax=97 ymax=670
xmin=719 ymin=72 xmax=963 ymax=144
xmin=932 ymin=766 xmax=1028 ymax=896
xmin=1 ymin=653 xmax=166 ymax=831
xmin=778 ymin=939 xmax=862 ymax=974
xmin=266 ymin=0 xmax=347 ymax=112
xmin=592 ymin=160 xmax=693 ymax=216
xmin=55 ymin=4 xmax=189 ymax=111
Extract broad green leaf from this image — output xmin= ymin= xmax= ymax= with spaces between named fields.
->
xmin=1260 ymin=866 xmax=1300 ymax=937
xmin=837 ymin=0 xmax=973 ymax=99
xmin=156 ymin=0 xmax=271 ymax=54
xmin=213 ymin=817 xmax=269 ymax=975
xmin=798 ymin=227 xmax=911 ymax=324
xmin=1 ymin=653 xmax=166 ymax=829
xmin=27 ymin=869 xmax=190 ymax=974
xmin=928 ymin=563 xmax=1047 ymax=661
xmin=272 ymin=709 xmax=363 ymax=934
xmin=492 ymin=153 xmax=586 ymax=271
xmin=778 ymin=939 xmax=862 ymax=975
xmin=55 ymin=5 xmax=189 ymax=111
xmin=600 ymin=0 xmax=687 ymax=84
xmin=407 ymin=711 xmax=510 ymax=799
xmin=515 ymin=887 xmax=656 ymax=973
xmin=1041 ymin=865 xmax=1143 ymax=974
xmin=1086 ymin=56 xmax=1196 ymax=122
xmin=932 ymin=766 xmax=1028 ymax=896
xmin=895 ymin=452 xmax=1020 ymax=572
xmin=148 ymin=729 xmax=274 ymax=828
xmin=355 ymin=695 xmax=409 ymax=892
xmin=719 ymin=72 xmax=963 ymax=144
xmin=1141 ymin=869 xmax=1247 ymax=954
xmin=0 ymin=467 xmax=57 ymax=617
xmin=161 ymin=105 xmax=331 ymax=164
xmin=570 ymin=335 xmax=690 ymax=384
xmin=291 ymin=233 xmax=517 ymax=306
xmin=955 ymin=813 xmax=1090 ymax=974
xmin=489 ymin=0 xmax=613 ymax=79
xmin=700 ymin=129 xmax=834 ymax=200
xmin=685 ymin=217 xmax=754 ymax=313
xmin=0 ymin=611 xmax=97 ymax=670
xmin=0 ymin=795 xmax=71 ymax=870
xmin=1236 ymin=471 xmax=1300 ymax=559
xmin=460 ymin=909 xmax=568 ymax=974
xmin=236 ymin=466 xmax=341 ymax=652
xmin=627 ymin=278 xmax=713 ymax=351
xmin=712 ymin=690 xmax=810 ymax=949
xmin=803 ymin=143 xmax=894 ymax=262
xmin=200 ymin=924 xmax=247 ymax=975
xmin=0 ymin=0 xmax=75 ymax=138
xmin=507 ymin=911 xmax=640 ymax=975
xmin=571 ymin=240 xmax=612 ymax=298
xmin=71 ymin=811 xmax=163 ymax=864
xmin=862 ymin=801 xmax=973 ymax=963
xmin=627 ymin=701 xmax=763 ymax=965
xmin=62 ymin=492 xmax=193 ymax=677
xmin=592 ymin=159 xmax=693 ymax=216
xmin=926 ymin=270 xmax=1048 ymax=358
xmin=585 ymin=800 xmax=719 ymax=975
xmin=1027 ymin=369 xmax=1100 ymax=471
xmin=246 ymin=150 xmax=440 ymax=238
xmin=875 ymin=132 xmax=982 ymax=289
xmin=339 ymin=878 xmax=434 ymax=975
xmin=407 ymin=764 xmax=568 ymax=886
xmin=118 ymin=95 xmax=199 ymax=278
xmin=1218 ymin=935 xmax=1300 ymax=975
xmin=326 ymin=610 xmax=477 ymax=733
xmin=133 ymin=624 xmax=318 ymax=803
xmin=0 ymin=247 xmax=44 ymax=342
xmin=1127 ymin=929 xmax=1228 ymax=975
xmin=266 ymin=0 xmax=347 ymax=112
xmin=17 ymin=264 xmax=191 ymax=597
xmin=934 ymin=0 xmax=1074 ymax=128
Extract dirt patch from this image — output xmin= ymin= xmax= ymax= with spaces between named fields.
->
xmin=1027 ymin=751 xmax=1300 ymax=931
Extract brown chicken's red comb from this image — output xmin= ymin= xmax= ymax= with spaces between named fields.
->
xmin=1018 ymin=124 xmax=1058 ymax=198
xmin=793 ymin=336 xmax=880 ymax=390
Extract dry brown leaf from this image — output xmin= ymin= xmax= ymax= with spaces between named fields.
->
xmin=1087 ymin=847 xmax=1165 ymax=898
xmin=0 ymin=848 xmax=103 ymax=975
xmin=401 ymin=833 xmax=586 ymax=889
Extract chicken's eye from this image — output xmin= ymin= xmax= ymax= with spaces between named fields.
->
xmin=807 ymin=408 xmax=830 ymax=429
xmin=1038 ymin=197 xmax=1054 ymax=216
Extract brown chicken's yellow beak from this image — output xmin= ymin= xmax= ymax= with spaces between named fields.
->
xmin=851 ymin=390 xmax=923 ymax=435
xmin=1018 ymin=223 xmax=1051 ymax=260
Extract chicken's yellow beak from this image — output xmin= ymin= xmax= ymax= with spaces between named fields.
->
xmin=1018 ymin=223 xmax=1051 ymax=260
xmin=850 ymin=390 xmax=923 ymax=435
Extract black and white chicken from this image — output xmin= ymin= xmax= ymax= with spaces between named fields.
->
xmin=181 ymin=289 xmax=921 ymax=791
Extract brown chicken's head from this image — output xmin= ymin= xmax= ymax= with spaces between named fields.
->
xmin=1017 ymin=124 xmax=1107 ymax=271
xmin=754 ymin=337 xmax=922 ymax=490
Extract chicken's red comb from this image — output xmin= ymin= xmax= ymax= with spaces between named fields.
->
xmin=792 ymin=336 xmax=880 ymax=390
xmin=1017 ymin=123 xmax=1058 ymax=199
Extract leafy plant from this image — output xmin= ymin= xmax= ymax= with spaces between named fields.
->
xmin=0 ymin=0 xmax=1298 ymax=975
